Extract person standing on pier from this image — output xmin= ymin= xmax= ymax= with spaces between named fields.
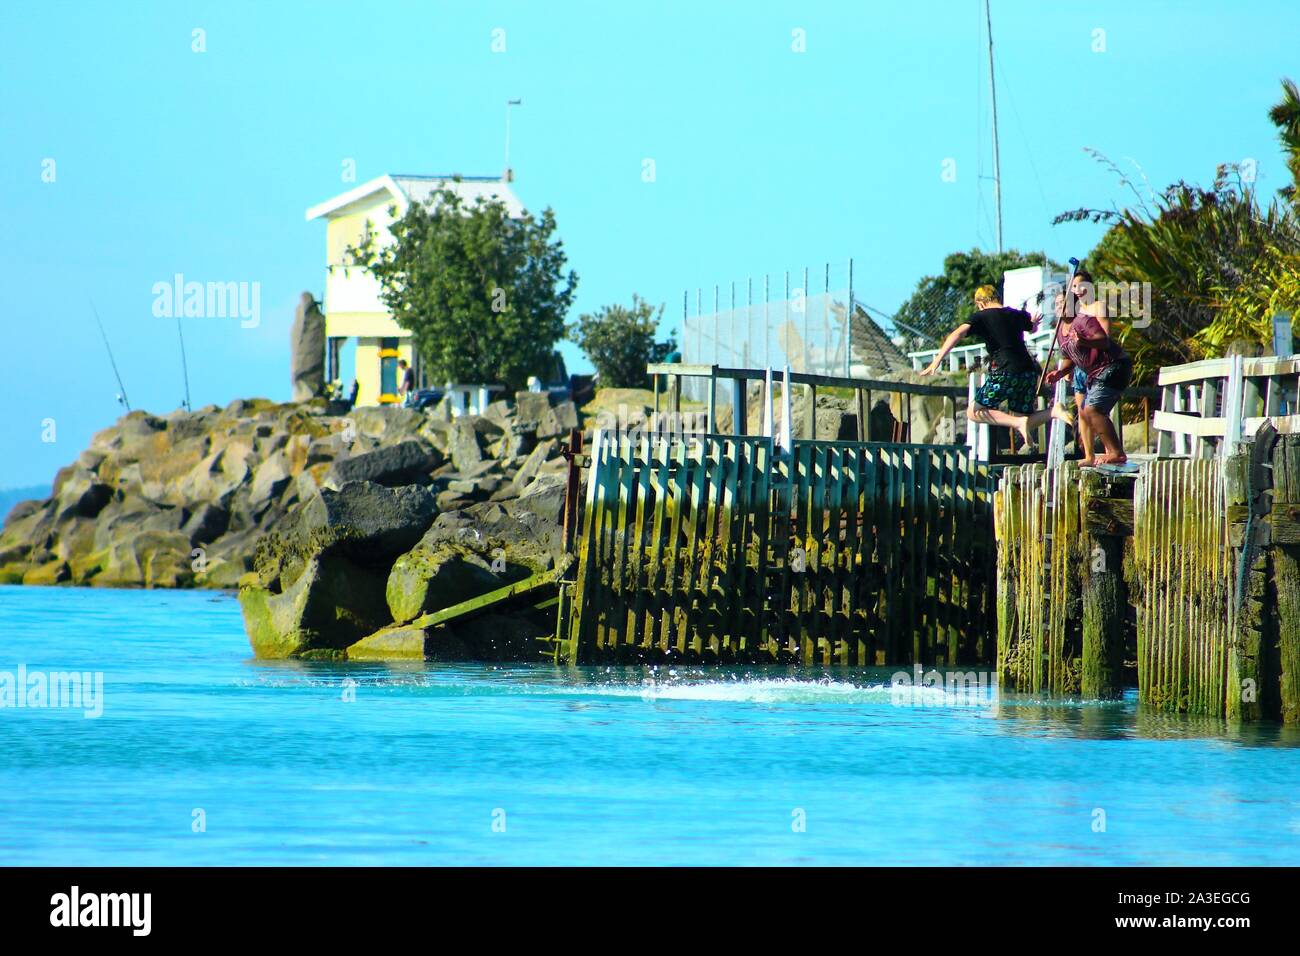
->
xmin=1054 ymin=273 xmax=1113 ymax=465
xmin=919 ymin=285 xmax=1070 ymax=452
xmin=1045 ymin=270 xmax=1133 ymax=466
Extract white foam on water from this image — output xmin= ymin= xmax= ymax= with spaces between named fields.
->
xmin=234 ymin=669 xmax=1000 ymax=709
xmin=584 ymin=676 xmax=997 ymax=707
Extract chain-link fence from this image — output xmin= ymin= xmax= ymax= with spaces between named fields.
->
xmin=679 ymin=260 xmax=920 ymax=402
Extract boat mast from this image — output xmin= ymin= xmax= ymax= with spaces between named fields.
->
xmin=985 ymin=0 xmax=1003 ymax=254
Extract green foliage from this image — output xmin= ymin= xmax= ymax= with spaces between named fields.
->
xmin=1268 ymin=76 xmax=1300 ymax=207
xmin=1063 ymin=150 xmax=1300 ymax=383
xmin=348 ymin=185 xmax=578 ymax=391
xmin=1051 ymin=79 xmax=1300 ymax=384
xmin=568 ymin=295 xmax=676 ymax=388
xmin=893 ymin=248 xmax=1063 ymax=346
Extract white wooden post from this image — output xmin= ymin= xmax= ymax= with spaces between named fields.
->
xmin=778 ymin=366 xmax=792 ymax=452
xmin=1222 ymin=354 xmax=1245 ymax=461
xmin=762 ymin=367 xmax=773 ymax=439
xmin=967 ymin=371 xmax=989 ymax=461
xmin=1047 ymin=378 xmax=1068 ymax=470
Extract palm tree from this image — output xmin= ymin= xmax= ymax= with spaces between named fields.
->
xmin=1267 ymin=77 xmax=1300 ymax=205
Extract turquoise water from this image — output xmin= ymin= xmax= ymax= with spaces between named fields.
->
xmin=0 ymin=584 xmax=1298 ymax=866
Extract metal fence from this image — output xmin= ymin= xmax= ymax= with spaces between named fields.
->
xmin=680 ymin=261 xmax=855 ymax=402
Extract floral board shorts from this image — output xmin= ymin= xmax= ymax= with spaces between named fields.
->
xmin=973 ymin=367 xmax=1039 ymax=415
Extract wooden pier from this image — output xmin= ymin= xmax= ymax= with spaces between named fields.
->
xmin=552 ymin=365 xmax=997 ymax=666
xmin=997 ymin=431 xmax=1300 ymax=723
xmin=548 ymin=358 xmax=1300 ymax=723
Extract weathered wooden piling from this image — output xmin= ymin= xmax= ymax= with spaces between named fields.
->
xmin=995 ymin=462 xmax=1134 ymax=698
xmin=1080 ymin=468 xmax=1132 ymax=698
xmin=1273 ymin=435 xmax=1300 ymax=723
xmin=998 ymin=432 xmax=1300 ymax=722
xmin=1132 ymin=458 xmax=1233 ymax=716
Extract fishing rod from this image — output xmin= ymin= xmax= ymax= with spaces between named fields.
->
xmin=90 ymin=299 xmax=131 ymax=412
xmin=176 ymin=314 xmax=192 ymax=412
xmin=1035 ymin=256 xmax=1081 ymax=395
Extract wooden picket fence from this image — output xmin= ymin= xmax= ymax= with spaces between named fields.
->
xmin=556 ymin=431 xmax=997 ymax=665
xmin=1130 ymin=459 xmax=1234 ymax=715
xmin=996 ymin=463 xmax=1082 ymax=695
xmin=996 ymin=440 xmax=1300 ymax=721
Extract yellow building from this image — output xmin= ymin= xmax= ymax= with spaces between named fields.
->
xmin=305 ymin=174 xmax=525 ymax=407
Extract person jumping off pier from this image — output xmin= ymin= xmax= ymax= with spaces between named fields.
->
xmin=920 ymin=284 xmax=1071 ymax=453
xmin=1044 ymin=270 xmax=1133 ymax=466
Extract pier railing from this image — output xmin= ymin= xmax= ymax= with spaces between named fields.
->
xmin=559 ymin=431 xmax=997 ymax=665
xmin=647 ymin=363 xmax=967 ymax=445
xmin=1155 ymin=354 xmax=1300 ymax=458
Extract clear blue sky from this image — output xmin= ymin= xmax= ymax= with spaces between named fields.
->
xmin=1 ymin=0 xmax=1295 ymax=488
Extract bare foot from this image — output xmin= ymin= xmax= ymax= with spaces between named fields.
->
xmin=1051 ymin=404 xmax=1075 ymax=428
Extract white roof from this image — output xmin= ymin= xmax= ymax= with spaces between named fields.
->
xmin=305 ymin=174 xmax=525 ymax=221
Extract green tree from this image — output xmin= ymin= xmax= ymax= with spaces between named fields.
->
xmin=894 ymin=248 xmax=1063 ymax=346
xmin=349 ymin=185 xmax=578 ymax=391
xmin=1060 ymin=81 xmax=1300 ymax=385
xmin=1268 ymin=76 xmax=1300 ymax=207
xmin=568 ymin=296 xmax=676 ymax=388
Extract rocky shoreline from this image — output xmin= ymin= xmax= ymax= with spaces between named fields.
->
xmin=0 ymin=390 xmax=582 ymax=661
xmin=1 ymin=380 xmax=932 ymax=663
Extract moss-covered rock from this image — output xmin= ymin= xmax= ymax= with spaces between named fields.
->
xmin=239 ymin=552 xmax=389 ymax=658
xmin=0 ymin=563 xmax=27 ymax=585
xmin=251 ymin=480 xmax=438 ymax=591
xmin=386 ymin=543 xmax=499 ymax=624
xmin=23 ymin=560 xmax=70 ymax=585
xmin=346 ymin=624 xmax=429 ymax=660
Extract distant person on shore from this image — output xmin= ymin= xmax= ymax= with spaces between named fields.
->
xmin=1045 ymin=270 xmax=1132 ymax=466
xmin=398 ymin=359 xmax=416 ymax=405
xmin=920 ymin=285 xmax=1070 ymax=452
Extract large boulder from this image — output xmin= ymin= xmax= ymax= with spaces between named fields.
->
xmin=23 ymin=560 xmax=70 ymax=586
xmin=0 ymin=499 xmax=55 ymax=565
xmin=245 ymin=449 xmax=293 ymax=517
xmin=420 ymin=498 xmax=566 ymax=578
xmin=536 ymin=401 xmax=579 ymax=440
xmin=51 ymin=466 xmax=112 ymax=520
xmin=252 ymin=481 xmax=437 ymax=591
xmin=324 ymin=440 xmax=441 ymax=490
xmin=176 ymin=447 xmax=250 ymax=508
xmin=239 ymin=552 xmax=389 ymax=658
xmin=386 ymin=540 xmax=501 ymax=624
xmin=88 ymin=530 xmax=195 ymax=588
xmin=513 ymin=391 xmax=553 ymax=429
xmin=183 ymin=502 xmax=230 ymax=545
xmin=511 ymin=438 xmax=558 ymax=493
xmin=346 ymin=405 xmax=429 ymax=445
xmin=513 ymin=473 xmax=568 ymax=526
xmin=447 ymin=416 xmax=502 ymax=472
xmin=290 ymin=292 xmax=326 ymax=402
